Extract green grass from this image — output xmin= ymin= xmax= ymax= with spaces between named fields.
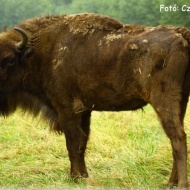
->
xmin=0 ymin=105 xmax=190 ymax=189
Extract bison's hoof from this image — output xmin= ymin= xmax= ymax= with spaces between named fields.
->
xmin=169 ymin=185 xmax=178 ymax=189
xmin=71 ymin=172 xmax=89 ymax=182
xmin=169 ymin=185 xmax=189 ymax=190
xmin=81 ymin=172 xmax=88 ymax=178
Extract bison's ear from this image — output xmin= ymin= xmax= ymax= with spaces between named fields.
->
xmin=14 ymin=27 xmax=33 ymax=59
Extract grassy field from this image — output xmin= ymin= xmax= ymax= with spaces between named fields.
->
xmin=0 ymin=105 xmax=190 ymax=189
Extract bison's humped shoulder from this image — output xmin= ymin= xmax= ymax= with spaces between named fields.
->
xmin=64 ymin=13 xmax=123 ymax=35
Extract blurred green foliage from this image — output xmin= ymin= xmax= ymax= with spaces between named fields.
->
xmin=0 ymin=0 xmax=190 ymax=29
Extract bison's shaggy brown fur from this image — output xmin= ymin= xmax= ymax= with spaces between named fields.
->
xmin=0 ymin=13 xmax=190 ymax=188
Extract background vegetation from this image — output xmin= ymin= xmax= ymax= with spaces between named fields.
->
xmin=0 ymin=0 xmax=190 ymax=30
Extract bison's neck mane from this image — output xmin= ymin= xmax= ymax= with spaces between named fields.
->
xmin=1 ymin=91 xmax=58 ymax=131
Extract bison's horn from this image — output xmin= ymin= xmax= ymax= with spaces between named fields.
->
xmin=14 ymin=27 xmax=28 ymax=50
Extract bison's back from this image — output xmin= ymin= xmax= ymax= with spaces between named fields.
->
xmin=55 ymin=25 xmax=190 ymax=111
xmin=19 ymin=14 xmax=190 ymax=112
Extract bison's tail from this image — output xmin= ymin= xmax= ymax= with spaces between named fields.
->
xmin=175 ymin=27 xmax=190 ymax=44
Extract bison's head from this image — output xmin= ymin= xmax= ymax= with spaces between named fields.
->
xmin=0 ymin=27 xmax=33 ymax=115
xmin=0 ymin=27 xmax=32 ymax=92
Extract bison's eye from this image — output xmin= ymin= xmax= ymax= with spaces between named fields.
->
xmin=1 ymin=55 xmax=16 ymax=69
xmin=7 ymin=57 xmax=15 ymax=66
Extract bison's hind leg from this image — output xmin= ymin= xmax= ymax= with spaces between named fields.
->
xmin=150 ymin=87 xmax=188 ymax=189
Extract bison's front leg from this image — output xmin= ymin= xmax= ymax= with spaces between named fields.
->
xmin=59 ymin=110 xmax=91 ymax=180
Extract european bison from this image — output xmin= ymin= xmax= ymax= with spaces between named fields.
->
xmin=0 ymin=13 xmax=190 ymax=188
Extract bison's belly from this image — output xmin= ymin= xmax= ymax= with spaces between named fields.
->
xmin=77 ymin=82 xmax=147 ymax=112
xmin=82 ymin=97 xmax=147 ymax=111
